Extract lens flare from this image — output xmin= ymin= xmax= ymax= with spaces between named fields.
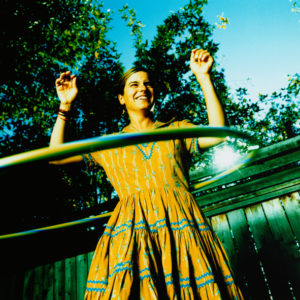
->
xmin=213 ymin=145 xmax=242 ymax=171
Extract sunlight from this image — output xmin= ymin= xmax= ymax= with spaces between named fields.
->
xmin=213 ymin=145 xmax=242 ymax=170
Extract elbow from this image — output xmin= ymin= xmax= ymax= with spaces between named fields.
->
xmin=49 ymin=160 xmax=63 ymax=165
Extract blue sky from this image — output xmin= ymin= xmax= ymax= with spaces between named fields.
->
xmin=102 ymin=0 xmax=300 ymax=100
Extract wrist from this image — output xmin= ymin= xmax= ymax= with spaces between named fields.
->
xmin=59 ymin=103 xmax=72 ymax=111
xmin=195 ymin=72 xmax=211 ymax=81
xmin=195 ymin=73 xmax=213 ymax=89
xmin=58 ymin=106 xmax=72 ymax=121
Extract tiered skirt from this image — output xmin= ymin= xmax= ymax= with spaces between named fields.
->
xmin=85 ymin=187 xmax=244 ymax=299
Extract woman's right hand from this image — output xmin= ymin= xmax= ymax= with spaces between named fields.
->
xmin=55 ymin=71 xmax=78 ymax=110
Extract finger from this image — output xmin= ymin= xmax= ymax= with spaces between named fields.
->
xmin=190 ymin=48 xmax=202 ymax=59
xmin=71 ymin=76 xmax=77 ymax=88
xmin=62 ymin=72 xmax=71 ymax=81
xmin=190 ymin=49 xmax=197 ymax=60
xmin=56 ymin=73 xmax=65 ymax=85
xmin=195 ymin=49 xmax=207 ymax=61
xmin=56 ymin=78 xmax=64 ymax=87
xmin=200 ymin=51 xmax=210 ymax=62
xmin=57 ymin=71 xmax=73 ymax=86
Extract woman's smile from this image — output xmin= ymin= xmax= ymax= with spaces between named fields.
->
xmin=135 ymin=95 xmax=149 ymax=101
xmin=118 ymin=71 xmax=155 ymax=113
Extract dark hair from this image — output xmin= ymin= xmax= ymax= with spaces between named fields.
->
xmin=117 ymin=66 xmax=154 ymax=95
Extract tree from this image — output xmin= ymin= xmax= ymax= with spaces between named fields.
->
xmin=121 ymin=0 xmax=299 ymax=147
xmin=257 ymin=73 xmax=300 ymax=144
xmin=0 ymin=0 xmax=123 ymax=229
xmin=1 ymin=0 xmax=298 ymax=231
xmin=120 ymin=1 xmax=260 ymax=127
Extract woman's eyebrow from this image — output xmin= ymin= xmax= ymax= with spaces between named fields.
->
xmin=128 ymin=80 xmax=151 ymax=85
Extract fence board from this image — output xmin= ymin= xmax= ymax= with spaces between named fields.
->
xmin=23 ymin=268 xmax=34 ymax=300
xmin=43 ymin=263 xmax=54 ymax=300
xmin=190 ymin=135 xmax=300 ymax=185
xmin=76 ymin=253 xmax=88 ymax=300
xmin=262 ymin=198 xmax=300 ymax=298
xmin=194 ymin=165 xmax=299 ymax=206
xmin=245 ymin=204 xmax=286 ymax=299
xmin=65 ymin=256 xmax=77 ymax=300
xmin=88 ymin=251 xmax=94 ymax=273
xmin=281 ymin=192 xmax=300 ymax=242
xmin=33 ymin=265 xmax=43 ymax=299
xmin=203 ymin=179 xmax=300 ymax=217
xmin=226 ymin=209 xmax=270 ymax=300
xmin=210 ymin=214 xmax=237 ymax=271
xmin=54 ymin=259 xmax=65 ymax=299
xmin=191 ymin=149 xmax=300 ymax=191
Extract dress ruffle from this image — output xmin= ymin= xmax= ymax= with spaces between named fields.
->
xmin=85 ymin=187 xmax=243 ymax=299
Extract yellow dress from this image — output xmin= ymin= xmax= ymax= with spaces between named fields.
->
xmin=84 ymin=120 xmax=244 ymax=300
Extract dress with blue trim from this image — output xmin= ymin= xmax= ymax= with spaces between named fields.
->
xmin=84 ymin=120 xmax=244 ymax=300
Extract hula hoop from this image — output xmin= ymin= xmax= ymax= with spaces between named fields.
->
xmin=0 ymin=126 xmax=257 ymax=239
xmin=0 ymin=126 xmax=255 ymax=170
xmin=0 ymin=212 xmax=112 ymax=240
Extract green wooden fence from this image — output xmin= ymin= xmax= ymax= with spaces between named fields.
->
xmin=1 ymin=135 xmax=299 ymax=299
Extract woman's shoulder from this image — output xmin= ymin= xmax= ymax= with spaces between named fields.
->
xmin=120 ymin=118 xmax=197 ymax=133
xmin=156 ymin=118 xmax=196 ymax=129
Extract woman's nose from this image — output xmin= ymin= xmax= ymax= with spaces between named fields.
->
xmin=138 ymin=84 xmax=147 ymax=91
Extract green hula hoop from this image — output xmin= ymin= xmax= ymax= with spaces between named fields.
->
xmin=0 ymin=126 xmax=257 ymax=239
xmin=0 ymin=126 xmax=255 ymax=170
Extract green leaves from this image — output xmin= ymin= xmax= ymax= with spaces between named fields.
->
xmin=122 ymin=0 xmax=299 ymax=147
xmin=120 ymin=0 xmax=221 ymax=124
xmin=0 ymin=0 xmax=123 ymax=223
xmin=1 ymin=0 xmax=298 ymax=228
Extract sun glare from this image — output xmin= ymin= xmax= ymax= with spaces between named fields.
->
xmin=213 ymin=145 xmax=242 ymax=170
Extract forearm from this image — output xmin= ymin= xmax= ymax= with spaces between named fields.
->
xmin=49 ymin=104 xmax=83 ymax=164
xmin=49 ymin=104 xmax=71 ymax=147
xmin=196 ymin=73 xmax=225 ymax=126
xmin=50 ymin=116 xmax=67 ymax=147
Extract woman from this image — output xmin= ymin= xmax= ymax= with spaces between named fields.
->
xmin=50 ymin=49 xmax=244 ymax=299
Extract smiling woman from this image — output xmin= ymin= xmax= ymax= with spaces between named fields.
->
xmin=48 ymin=49 xmax=244 ymax=299
xmin=117 ymin=68 xmax=155 ymax=124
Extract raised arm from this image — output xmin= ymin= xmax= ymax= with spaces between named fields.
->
xmin=49 ymin=71 xmax=83 ymax=165
xmin=190 ymin=49 xmax=226 ymax=148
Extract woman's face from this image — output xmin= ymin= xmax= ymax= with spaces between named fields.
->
xmin=118 ymin=71 xmax=154 ymax=114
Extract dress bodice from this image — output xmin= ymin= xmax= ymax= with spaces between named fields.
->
xmin=85 ymin=120 xmax=201 ymax=199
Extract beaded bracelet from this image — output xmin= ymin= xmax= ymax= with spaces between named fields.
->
xmin=58 ymin=108 xmax=72 ymax=121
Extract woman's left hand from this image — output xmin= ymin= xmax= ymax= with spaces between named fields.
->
xmin=190 ymin=49 xmax=214 ymax=76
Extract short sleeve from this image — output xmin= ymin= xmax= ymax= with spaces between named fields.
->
xmin=176 ymin=120 xmax=202 ymax=156
xmin=82 ymin=151 xmax=102 ymax=168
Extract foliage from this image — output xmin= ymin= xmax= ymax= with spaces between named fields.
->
xmin=120 ymin=0 xmax=222 ymax=123
xmin=119 ymin=0 xmax=264 ymax=147
xmin=256 ymin=73 xmax=300 ymax=144
xmin=215 ymin=12 xmax=229 ymax=29
xmin=289 ymin=0 xmax=300 ymax=18
xmin=0 ymin=0 xmax=123 ymax=156
xmin=121 ymin=1 xmax=299 ymax=146
xmin=1 ymin=0 xmax=299 ymax=230
xmin=0 ymin=0 xmax=123 ymax=227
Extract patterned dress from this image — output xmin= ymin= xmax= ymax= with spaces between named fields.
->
xmin=84 ymin=120 xmax=244 ymax=300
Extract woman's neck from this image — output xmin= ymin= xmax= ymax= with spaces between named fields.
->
xmin=128 ymin=112 xmax=154 ymax=131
